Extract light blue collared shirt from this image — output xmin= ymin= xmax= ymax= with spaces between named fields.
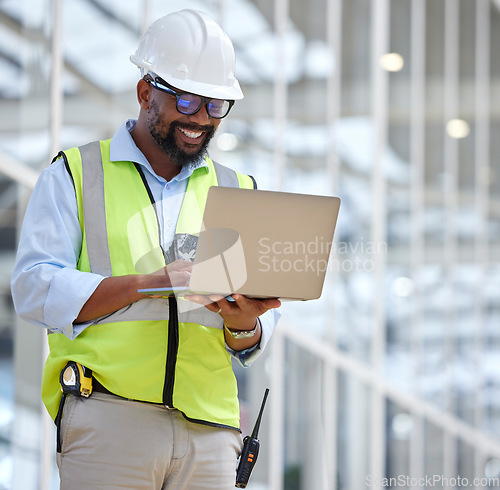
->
xmin=11 ymin=120 xmax=279 ymax=366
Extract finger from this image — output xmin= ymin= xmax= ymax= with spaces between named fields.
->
xmin=205 ymin=301 xmax=224 ymax=314
xmin=261 ymin=297 xmax=282 ymax=309
xmin=208 ymin=294 xmax=225 ymax=303
xmin=232 ymin=295 xmax=281 ymax=313
xmin=169 ymin=270 xmax=191 ymax=287
xmin=230 ymin=294 xmax=253 ymax=312
xmin=177 ymin=260 xmax=193 ymax=270
xmin=184 ymin=294 xmax=211 ymax=305
xmin=204 ymin=296 xmax=239 ymax=317
xmin=184 ymin=295 xmax=220 ymax=312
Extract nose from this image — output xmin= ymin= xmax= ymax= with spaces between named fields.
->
xmin=188 ymin=103 xmax=211 ymax=125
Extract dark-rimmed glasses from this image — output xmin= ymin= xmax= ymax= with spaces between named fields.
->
xmin=146 ymin=76 xmax=235 ymax=119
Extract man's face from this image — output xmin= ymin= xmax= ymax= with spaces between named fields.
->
xmin=146 ymin=93 xmax=221 ymax=168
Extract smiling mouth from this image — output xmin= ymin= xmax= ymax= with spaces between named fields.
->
xmin=178 ymin=127 xmax=204 ymax=140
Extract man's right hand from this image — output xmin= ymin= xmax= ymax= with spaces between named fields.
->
xmin=149 ymin=259 xmax=192 ymax=290
xmin=74 ymin=260 xmax=193 ymax=324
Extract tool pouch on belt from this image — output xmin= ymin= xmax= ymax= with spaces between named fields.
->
xmin=54 ymin=362 xmax=93 ymax=453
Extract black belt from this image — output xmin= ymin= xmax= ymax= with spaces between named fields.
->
xmin=91 ymin=378 xmax=169 ymax=407
xmin=92 ymin=377 xmax=115 ymax=396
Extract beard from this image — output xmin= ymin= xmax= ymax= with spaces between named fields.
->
xmin=147 ymin=101 xmax=216 ymax=168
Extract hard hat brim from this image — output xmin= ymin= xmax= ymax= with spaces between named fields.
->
xmin=130 ymin=55 xmax=244 ymax=101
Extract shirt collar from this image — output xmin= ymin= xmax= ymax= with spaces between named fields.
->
xmin=109 ymin=119 xmax=209 ymax=183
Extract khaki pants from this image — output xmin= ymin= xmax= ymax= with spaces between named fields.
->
xmin=56 ymin=392 xmax=243 ymax=489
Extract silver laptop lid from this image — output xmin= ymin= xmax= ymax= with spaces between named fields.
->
xmin=189 ymin=187 xmax=341 ymax=300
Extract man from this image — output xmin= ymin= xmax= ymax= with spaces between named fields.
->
xmin=11 ymin=9 xmax=280 ymax=489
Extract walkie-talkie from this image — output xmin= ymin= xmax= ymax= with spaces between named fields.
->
xmin=235 ymin=388 xmax=269 ymax=488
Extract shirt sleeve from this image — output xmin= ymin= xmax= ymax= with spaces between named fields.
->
xmin=225 ymin=307 xmax=281 ymax=367
xmin=10 ymin=159 xmax=105 ymax=339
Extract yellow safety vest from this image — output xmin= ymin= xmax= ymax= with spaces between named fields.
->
xmin=42 ymin=139 xmax=255 ymax=429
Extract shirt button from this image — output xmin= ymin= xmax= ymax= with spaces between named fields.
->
xmin=167 ymin=219 xmax=173 ymax=227
xmin=166 ymin=183 xmax=170 ymax=190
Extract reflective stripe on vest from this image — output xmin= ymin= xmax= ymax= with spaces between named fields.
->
xmin=80 ymin=141 xmax=113 ymax=276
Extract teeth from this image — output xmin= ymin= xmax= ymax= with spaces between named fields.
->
xmin=179 ymin=128 xmax=203 ymax=139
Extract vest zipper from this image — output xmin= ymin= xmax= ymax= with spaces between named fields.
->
xmin=163 ymin=296 xmax=179 ymax=406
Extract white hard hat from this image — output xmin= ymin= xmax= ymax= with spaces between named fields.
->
xmin=130 ymin=9 xmax=243 ymax=100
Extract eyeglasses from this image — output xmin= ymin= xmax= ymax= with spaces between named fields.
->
xmin=146 ymin=76 xmax=235 ymax=119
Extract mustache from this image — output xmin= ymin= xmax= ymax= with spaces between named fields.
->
xmin=173 ymin=121 xmax=215 ymax=134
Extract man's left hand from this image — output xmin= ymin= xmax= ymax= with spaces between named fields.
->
xmin=185 ymin=294 xmax=281 ymax=332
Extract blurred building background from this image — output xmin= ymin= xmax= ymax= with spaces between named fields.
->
xmin=1 ymin=0 xmax=499 ymax=489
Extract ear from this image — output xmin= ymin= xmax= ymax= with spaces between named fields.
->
xmin=137 ymin=79 xmax=151 ymax=110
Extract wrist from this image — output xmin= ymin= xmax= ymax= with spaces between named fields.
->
xmin=224 ymin=319 xmax=259 ymax=339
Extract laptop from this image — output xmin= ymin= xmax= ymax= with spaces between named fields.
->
xmin=138 ymin=186 xmax=341 ymax=301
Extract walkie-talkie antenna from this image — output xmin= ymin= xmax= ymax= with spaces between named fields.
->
xmin=251 ymin=388 xmax=269 ymax=439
